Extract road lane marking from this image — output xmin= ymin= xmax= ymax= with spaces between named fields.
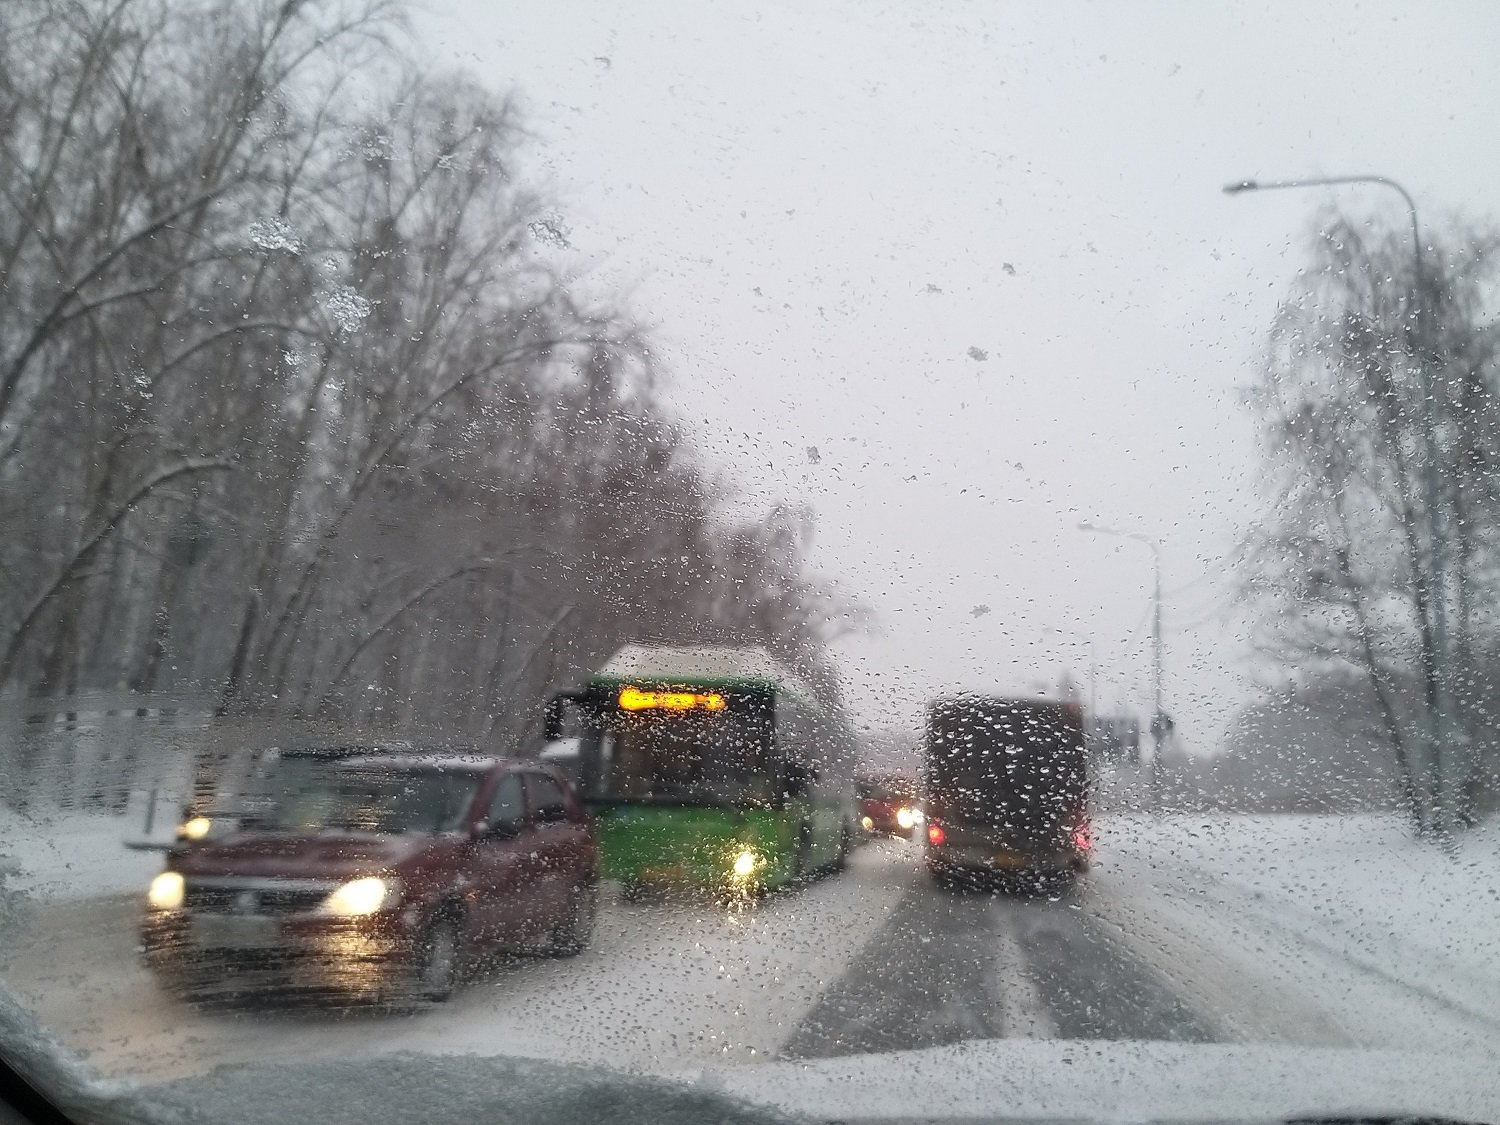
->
xmin=987 ymin=905 xmax=1057 ymax=1039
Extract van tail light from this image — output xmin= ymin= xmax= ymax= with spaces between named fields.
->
xmin=1072 ymin=824 xmax=1093 ymax=854
xmin=926 ymin=823 xmax=946 ymax=847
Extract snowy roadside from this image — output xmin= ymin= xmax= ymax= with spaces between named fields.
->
xmin=1098 ymin=812 xmax=1500 ymax=991
xmin=0 ymin=798 xmax=170 ymax=903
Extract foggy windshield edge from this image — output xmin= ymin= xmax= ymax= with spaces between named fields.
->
xmin=7 ymin=0 xmax=1500 ymax=1118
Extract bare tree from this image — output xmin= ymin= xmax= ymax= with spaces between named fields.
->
xmin=1243 ymin=207 xmax=1500 ymax=833
xmin=0 ymin=0 xmax=866 ymax=805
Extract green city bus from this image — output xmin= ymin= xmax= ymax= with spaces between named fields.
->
xmin=544 ymin=644 xmax=856 ymax=895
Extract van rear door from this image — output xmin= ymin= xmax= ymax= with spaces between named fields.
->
xmin=924 ymin=697 xmax=1087 ymax=863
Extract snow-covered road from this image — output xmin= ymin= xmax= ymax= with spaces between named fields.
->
xmin=5 ymin=817 xmax=1500 ymax=1092
xmin=2 ymin=838 xmax=922 ymax=1084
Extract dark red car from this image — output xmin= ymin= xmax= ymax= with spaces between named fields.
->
xmin=141 ymin=754 xmax=597 ymax=1003
xmin=856 ymin=773 xmax=923 ymax=839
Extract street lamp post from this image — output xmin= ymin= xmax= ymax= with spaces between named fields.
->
xmin=1225 ymin=174 xmax=1452 ymax=837
xmin=1077 ymin=522 xmax=1163 ymax=790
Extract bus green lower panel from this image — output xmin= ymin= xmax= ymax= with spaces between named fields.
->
xmin=591 ymin=803 xmax=796 ymax=890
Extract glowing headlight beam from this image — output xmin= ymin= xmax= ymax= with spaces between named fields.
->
xmin=147 ymin=871 xmax=184 ymax=910
xmin=178 ymin=816 xmax=213 ymax=841
xmin=319 ymin=875 xmax=402 ymax=916
xmin=730 ymin=848 xmax=759 ymax=880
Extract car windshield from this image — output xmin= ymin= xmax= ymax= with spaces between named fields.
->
xmin=205 ymin=747 xmax=424 ymax=819
xmin=4 ymin=1 xmax=1500 ymax=1123
xmin=248 ymin=768 xmax=478 ymax=836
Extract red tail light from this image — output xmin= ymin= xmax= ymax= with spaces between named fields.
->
xmin=926 ymin=823 xmax=946 ymax=847
xmin=1072 ymin=824 xmax=1093 ymax=853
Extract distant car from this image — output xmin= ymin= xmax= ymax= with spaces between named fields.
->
xmin=141 ymin=754 xmax=598 ymax=1002
xmin=855 ymin=773 xmax=923 ymax=839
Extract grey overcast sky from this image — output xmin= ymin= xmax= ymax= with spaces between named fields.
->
xmin=416 ymin=1 xmax=1500 ymax=749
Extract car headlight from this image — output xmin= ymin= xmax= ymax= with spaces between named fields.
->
xmin=896 ymin=807 xmax=916 ymax=830
xmin=147 ymin=871 xmax=184 ymax=911
xmin=319 ymin=876 xmax=403 ymax=916
xmin=730 ymin=848 xmax=759 ymax=880
xmin=860 ymin=815 xmax=874 ymax=831
xmin=177 ymin=816 xmax=213 ymax=841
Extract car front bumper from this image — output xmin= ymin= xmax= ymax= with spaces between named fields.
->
xmin=141 ymin=909 xmax=422 ymax=998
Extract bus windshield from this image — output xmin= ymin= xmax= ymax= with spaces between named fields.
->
xmin=589 ymin=708 xmax=773 ymax=805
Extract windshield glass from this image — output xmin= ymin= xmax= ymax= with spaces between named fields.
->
xmin=251 ymin=768 xmax=478 ymax=835
xmin=207 ymin=751 xmax=352 ymax=817
xmin=5 ymin=1 xmax=1500 ymax=1123
xmin=855 ymin=776 xmax=915 ymax=804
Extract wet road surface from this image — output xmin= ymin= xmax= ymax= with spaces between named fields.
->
xmin=6 ymin=832 xmax=1498 ymax=1085
xmin=783 ymin=876 xmax=1222 ymax=1058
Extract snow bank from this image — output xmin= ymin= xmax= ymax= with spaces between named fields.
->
xmin=0 ymin=985 xmax=142 ymax=1122
xmin=706 ymin=1038 xmax=1500 ymax=1124
xmin=1099 ymin=812 xmax=1500 ymax=987
xmin=0 ymin=800 xmax=168 ymax=902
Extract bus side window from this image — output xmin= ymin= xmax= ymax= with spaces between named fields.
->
xmin=779 ymin=697 xmax=817 ymax=785
xmin=808 ymin=707 xmax=835 ymax=779
xmin=605 ymin=729 xmax=652 ymax=797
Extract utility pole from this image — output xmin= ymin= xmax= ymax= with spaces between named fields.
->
xmin=1078 ymin=523 xmax=1164 ymax=796
xmin=1225 ymin=174 xmax=1453 ymax=839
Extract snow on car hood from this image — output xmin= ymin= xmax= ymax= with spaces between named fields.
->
xmin=4 ymin=1006 xmax=1497 ymax=1125
xmin=687 ymin=1038 xmax=1500 ymax=1123
xmin=4 ymin=1043 xmax=799 ymax=1125
xmin=123 ymin=1042 xmax=1496 ymax=1125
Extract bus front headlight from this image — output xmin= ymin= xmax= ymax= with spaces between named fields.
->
xmin=730 ymin=848 xmax=759 ymax=880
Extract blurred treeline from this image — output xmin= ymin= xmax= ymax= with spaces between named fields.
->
xmin=0 ymin=0 xmax=861 ymax=764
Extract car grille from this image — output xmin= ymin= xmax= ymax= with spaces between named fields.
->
xmin=184 ymin=883 xmax=330 ymax=916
